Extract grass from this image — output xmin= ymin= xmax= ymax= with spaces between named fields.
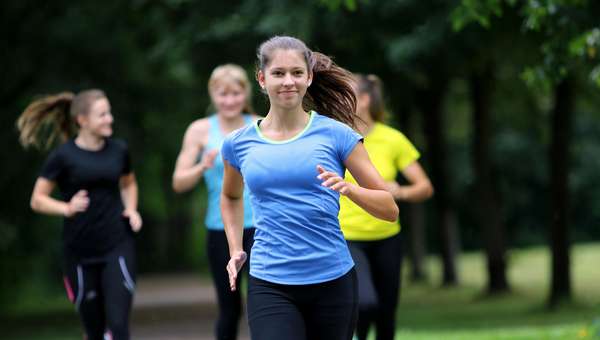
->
xmin=392 ymin=243 xmax=600 ymax=339
xmin=2 ymin=243 xmax=600 ymax=339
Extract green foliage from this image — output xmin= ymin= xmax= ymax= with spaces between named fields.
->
xmin=319 ymin=0 xmax=361 ymax=11
xmin=452 ymin=0 xmax=600 ymax=87
xmin=451 ymin=0 xmax=507 ymax=30
xmin=2 ymin=0 xmax=600 ymax=309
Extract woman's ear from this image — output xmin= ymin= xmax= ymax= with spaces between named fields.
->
xmin=75 ymin=114 xmax=87 ymax=128
xmin=257 ymin=70 xmax=266 ymax=90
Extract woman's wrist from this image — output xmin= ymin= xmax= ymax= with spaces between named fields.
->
xmin=390 ymin=183 xmax=405 ymax=201
xmin=229 ymin=248 xmax=244 ymax=257
xmin=62 ymin=202 xmax=72 ymax=217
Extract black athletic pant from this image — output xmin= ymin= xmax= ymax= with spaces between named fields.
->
xmin=247 ymin=268 xmax=358 ymax=340
xmin=63 ymin=237 xmax=136 ymax=340
xmin=347 ymin=233 xmax=402 ymax=340
xmin=206 ymin=228 xmax=255 ymax=340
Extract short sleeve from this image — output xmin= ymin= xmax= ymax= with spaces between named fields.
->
xmin=221 ymin=135 xmax=240 ymax=171
xmin=39 ymin=149 xmax=64 ymax=181
xmin=337 ymin=124 xmax=364 ymax=161
xmin=395 ymin=133 xmax=420 ymax=171
xmin=122 ymin=142 xmax=132 ymax=175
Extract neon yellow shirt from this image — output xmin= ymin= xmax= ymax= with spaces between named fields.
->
xmin=339 ymin=122 xmax=420 ymax=241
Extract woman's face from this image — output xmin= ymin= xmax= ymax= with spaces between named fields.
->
xmin=79 ymin=97 xmax=113 ymax=137
xmin=211 ymin=82 xmax=247 ymax=119
xmin=258 ymin=49 xmax=312 ymax=111
xmin=356 ymin=92 xmax=371 ymax=120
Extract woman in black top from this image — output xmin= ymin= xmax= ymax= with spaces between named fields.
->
xmin=17 ymin=89 xmax=142 ymax=340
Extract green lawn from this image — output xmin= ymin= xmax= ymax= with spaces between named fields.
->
xmin=3 ymin=243 xmax=600 ymax=339
xmin=393 ymin=243 xmax=600 ymax=339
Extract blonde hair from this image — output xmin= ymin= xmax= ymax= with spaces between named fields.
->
xmin=16 ymin=89 xmax=106 ymax=149
xmin=208 ymin=64 xmax=253 ymax=114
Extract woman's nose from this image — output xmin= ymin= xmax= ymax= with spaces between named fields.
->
xmin=283 ymin=73 xmax=294 ymax=85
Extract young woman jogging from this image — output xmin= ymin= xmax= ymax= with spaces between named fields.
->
xmin=220 ymin=36 xmax=399 ymax=340
xmin=17 ymin=89 xmax=141 ymax=340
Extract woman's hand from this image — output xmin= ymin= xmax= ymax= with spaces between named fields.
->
xmin=384 ymin=181 xmax=405 ymax=200
xmin=200 ymin=149 xmax=219 ymax=169
xmin=226 ymin=250 xmax=247 ymax=291
xmin=123 ymin=209 xmax=143 ymax=232
xmin=317 ymin=165 xmax=354 ymax=196
xmin=65 ymin=190 xmax=89 ymax=217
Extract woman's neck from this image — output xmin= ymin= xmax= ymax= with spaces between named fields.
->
xmin=356 ymin=110 xmax=375 ymax=136
xmin=75 ymin=131 xmax=105 ymax=151
xmin=263 ymin=106 xmax=309 ymax=132
xmin=217 ymin=113 xmax=247 ymax=133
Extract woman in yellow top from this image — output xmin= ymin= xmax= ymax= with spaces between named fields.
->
xmin=339 ymin=74 xmax=434 ymax=340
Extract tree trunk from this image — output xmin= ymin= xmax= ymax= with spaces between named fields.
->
xmin=469 ymin=65 xmax=509 ymax=294
xmin=548 ymin=77 xmax=574 ymax=306
xmin=407 ymin=204 xmax=428 ymax=282
xmin=419 ymin=79 xmax=459 ymax=286
xmin=398 ymin=106 xmax=428 ymax=282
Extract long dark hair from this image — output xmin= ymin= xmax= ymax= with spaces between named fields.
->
xmin=256 ymin=36 xmax=358 ymax=128
xmin=355 ymin=74 xmax=386 ymax=122
xmin=17 ymin=89 xmax=106 ymax=149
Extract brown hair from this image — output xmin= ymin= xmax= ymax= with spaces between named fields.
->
xmin=355 ymin=74 xmax=386 ymax=122
xmin=208 ymin=64 xmax=254 ymax=114
xmin=16 ymin=89 xmax=106 ymax=149
xmin=256 ymin=36 xmax=358 ymax=128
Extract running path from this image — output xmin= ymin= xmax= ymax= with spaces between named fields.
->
xmin=131 ymin=274 xmax=250 ymax=340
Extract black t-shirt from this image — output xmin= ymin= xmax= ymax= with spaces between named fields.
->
xmin=40 ymin=138 xmax=132 ymax=257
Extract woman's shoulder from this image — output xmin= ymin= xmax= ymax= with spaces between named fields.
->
xmin=312 ymin=111 xmax=354 ymax=132
xmin=374 ymin=122 xmax=407 ymax=140
xmin=187 ymin=117 xmax=211 ymax=134
xmin=106 ymin=138 xmax=129 ymax=151
xmin=182 ymin=117 xmax=210 ymax=145
xmin=48 ymin=140 xmax=73 ymax=158
xmin=224 ymin=121 xmax=255 ymax=144
xmin=247 ymin=113 xmax=263 ymax=122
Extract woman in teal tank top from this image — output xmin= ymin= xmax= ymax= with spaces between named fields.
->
xmin=172 ymin=64 xmax=258 ymax=340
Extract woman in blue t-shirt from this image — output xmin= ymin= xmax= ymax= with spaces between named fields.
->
xmin=220 ymin=36 xmax=399 ymax=340
xmin=172 ymin=64 xmax=257 ymax=340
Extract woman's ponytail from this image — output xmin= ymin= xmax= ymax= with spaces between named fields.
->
xmin=17 ymin=92 xmax=75 ymax=149
xmin=305 ymin=52 xmax=358 ymax=128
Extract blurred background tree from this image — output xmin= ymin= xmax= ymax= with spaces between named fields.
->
xmin=453 ymin=0 xmax=600 ymax=306
xmin=1 ymin=0 xmax=600 ymax=314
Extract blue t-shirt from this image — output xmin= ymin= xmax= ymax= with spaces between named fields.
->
xmin=221 ymin=111 xmax=362 ymax=284
xmin=203 ymin=114 xmax=254 ymax=230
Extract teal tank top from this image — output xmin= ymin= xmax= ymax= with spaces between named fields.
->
xmin=203 ymin=114 xmax=254 ymax=230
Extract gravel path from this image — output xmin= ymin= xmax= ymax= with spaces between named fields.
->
xmin=131 ymin=274 xmax=250 ymax=340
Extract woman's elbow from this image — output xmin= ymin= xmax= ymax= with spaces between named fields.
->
xmin=423 ymin=181 xmax=434 ymax=200
xmin=384 ymin=204 xmax=399 ymax=222
xmin=172 ymin=181 xmax=182 ymax=193
xmin=30 ymin=195 xmax=41 ymax=212
xmin=380 ymin=194 xmax=399 ymax=222
xmin=172 ymin=176 xmax=186 ymax=193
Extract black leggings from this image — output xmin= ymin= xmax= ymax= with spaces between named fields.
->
xmin=247 ymin=268 xmax=358 ymax=340
xmin=63 ymin=237 xmax=136 ymax=340
xmin=347 ymin=233 xmax=402 ymax=340
xmin=206 ymin=228 xmax=255 ymax=340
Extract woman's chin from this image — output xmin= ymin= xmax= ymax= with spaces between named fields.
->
xmin=220 ymin=110 xmax=243 ymax=118
xmin=100 ymin=129 xmax=113 ymax=138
